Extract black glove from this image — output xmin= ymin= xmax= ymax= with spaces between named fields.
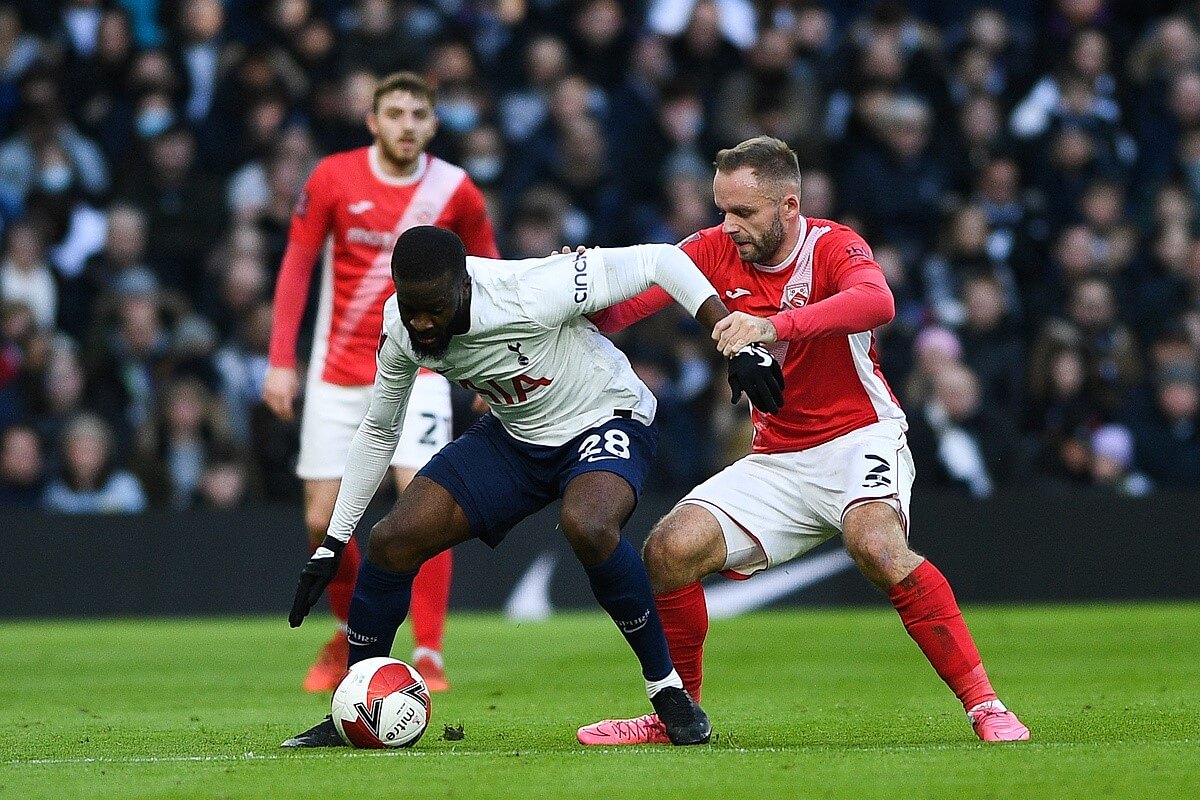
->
xmin=289 ymin=535 xmax=347 ymax=628
xmin=727 ymin=343 xmax=785 ymax=414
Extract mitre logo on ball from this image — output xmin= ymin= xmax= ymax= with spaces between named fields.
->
xmin=331 ymin=657 xmax=431 ymax=748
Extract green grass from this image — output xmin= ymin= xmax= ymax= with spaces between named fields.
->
xmin=2 ymin=604 xmax=1198 ymax=799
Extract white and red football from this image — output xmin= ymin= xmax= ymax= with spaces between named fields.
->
xmin=331 ymin=657 xmax=431 ymax=748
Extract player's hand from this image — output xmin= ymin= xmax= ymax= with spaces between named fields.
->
xmin=550 ymin=245 xmax=587 ymax=256
xmin=289 ymin=536 xmax=346 ymax=627
xmin=263 ymin=366 xmax=300 ymax=421
xmin=713 ymin=312 xmax=778 ymax=358
xmin=727 ymin=343 xmax=785 ymax=414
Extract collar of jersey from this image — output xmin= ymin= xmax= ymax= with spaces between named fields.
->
xmin=368 ymin=146 xmax=428 ymax=186
xmin=751 ymin=215 xmax=807 ymax=273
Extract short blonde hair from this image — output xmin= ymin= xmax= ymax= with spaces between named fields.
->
xmin=373 ymin=72 xmax=436 ymax=110
xmin=714 ymin=136 xmax=801 ymax=197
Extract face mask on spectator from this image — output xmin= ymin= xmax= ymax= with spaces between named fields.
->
xmin=466 ymin=155 xmax=502 ymax=183
xmin=38 ymin=163 xmax=74 ymax=194
xmin=136 ymin=107 xmax=175 ymax=139
xmin=437 ymin=100 xmax=480 ymax=133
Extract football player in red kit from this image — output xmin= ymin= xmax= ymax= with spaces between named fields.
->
xmin=264 ymin=72 xmax=499 ymax=693
xmin=578 ymin=136 xmax=1029 ymax=744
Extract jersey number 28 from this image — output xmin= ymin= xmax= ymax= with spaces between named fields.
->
xmin=578 ymin=429 xmax=631 ymax=462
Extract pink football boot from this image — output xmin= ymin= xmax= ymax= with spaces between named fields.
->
xmin=968 ymin=700 xmax=1031 ymax=742
xmin=577 ymin=713 xmax=671 ymax=745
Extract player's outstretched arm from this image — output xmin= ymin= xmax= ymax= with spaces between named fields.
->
xmin=597 ymin=245 xmax=786 ymax=414
xmin=714 ymin=269 xmax=893 ymax=356
xmin=289 ymin=332 xmax=416 ymax=627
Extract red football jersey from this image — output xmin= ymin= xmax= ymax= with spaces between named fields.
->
xmin=277 ymin=147 xmax=499 ymax=385
xmin=595 ymin=218 xmax=905 ymax=454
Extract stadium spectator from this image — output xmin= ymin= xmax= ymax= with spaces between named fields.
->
xmin=906 ymin=361 xmax=1020 ymax=497
xmin=117 ymin=127 xmax=224 ymax=298
xmin=0 ymin=423 xmax=44 ymax=507
xmin=1125 ymin=361 xmax=1200 ymax=487
xmin=711 ymin=26 xmax=825 ymax=155
xmin=135 ymin=376 xmax=234 ymax=508
xmin=0 ymin=219 xmax=56 ymax=329
xmin=1088 ymin=422 xmax=1151 ymax=496
xmin=903 ymin=325 xmax=963 ymax=409
xmin=1032 ymin=276 xmax=1143 ymax=414
xmin=0 ymin=1 xmax=1198 ymax=501
xmin=0 ymin=66 xmax=109 ymax=209
xmin=43 ymin=412 xmax=146 ymax=513
xmin=840 ymin=96 xmax=949 ymax=258
xmin=959 ymin=272 xmax=1026 ymax=420
xmin=196 ymin=442 xmax=252 ymax=509
xmin=1028 ymin=343 xmax=1101 ymax=485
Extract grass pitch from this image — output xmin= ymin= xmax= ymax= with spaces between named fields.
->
xmin=2 ymin=603 xmax=1197 ymax=799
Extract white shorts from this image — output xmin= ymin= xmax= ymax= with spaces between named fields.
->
xmin=680 ymin=420 xmax=914 ymax=578
xmin=296 ymin=372 xmax=452 ymax=480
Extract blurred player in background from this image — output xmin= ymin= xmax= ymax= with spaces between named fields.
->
xmin=579 ymin=137 xmax=1030 ymax=744
xmin=281 ymin=226 xmax=784 ymax=747
xmin=264 ymin=72 xmax=499 ymax=693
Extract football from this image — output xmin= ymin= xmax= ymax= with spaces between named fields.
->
xmin=330 ymin=657 xmax=431 ymax=748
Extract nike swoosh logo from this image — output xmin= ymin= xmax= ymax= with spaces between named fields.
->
xmin=348 ymin=201 xmax=374 ymax=214
xmin=312 ymin=547 xmax=336 ymax=559
xmin=725 ymin=288 xmax=751 ymax=299
xmin=584 ymin=456 xmax=621 ymax=462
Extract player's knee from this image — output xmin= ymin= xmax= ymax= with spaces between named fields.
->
xmin=642 ymin=529 xmax=695 ymax=586
xmin=844 ymin=531 xmax=886 ymax=571
xmin=366 ymin=516 xmax=425 ymax=572
xmin=843 ymin=508 xmax=912 ymax=585
xmin=559 ymin=506 xmax=620 ymax=564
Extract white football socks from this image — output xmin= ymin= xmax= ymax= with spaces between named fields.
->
xmin=645 ymin=668 xmax=684 ymax=700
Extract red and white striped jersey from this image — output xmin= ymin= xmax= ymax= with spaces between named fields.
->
xmin=593 ymin=218 xmax=905 ymax=454
xmin=278 ymin=147 xmax=499 ymax=386
xmin=684 ymin=219 xmax=905 ymax=453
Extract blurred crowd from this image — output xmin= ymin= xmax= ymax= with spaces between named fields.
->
xmin=2 ymin=0 xmax=1199 ymax=513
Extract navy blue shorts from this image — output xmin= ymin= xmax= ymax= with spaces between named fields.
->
xmin=416 ymin=413 xmax=658 ymax=547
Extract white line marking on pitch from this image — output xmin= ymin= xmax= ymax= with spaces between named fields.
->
xmin=5 ymin=740 xmax=1193 ymax=766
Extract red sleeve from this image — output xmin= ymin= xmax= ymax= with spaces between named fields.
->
xmin=767 ymin=230 xmax=894 ymax=340
xmin=451 ymin=178 xmax=500 ymax=258
xmin=587 ymin=286 xmax=674 ymax=332
xmin=269 ymin=161 xmax=337 ymax=367
xmin=287 ymin=159 xmax=337 ymax=249
xmin=267 ymin=240 xmax=322 ymax=368
xmin=588 ymin=229 xmax=720 ymax=332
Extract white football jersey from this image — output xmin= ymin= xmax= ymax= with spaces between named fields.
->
xmin=325 ymin=243 xmax=717 ymax=543
xmin=379 ymin=249 xmax=659 ymax=445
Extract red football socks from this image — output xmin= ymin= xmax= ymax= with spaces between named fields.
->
xmin=409 ymin=549 xmax=453 ymax=653
xmin=655 ymin=582 xmax=709 ymax=701
xmin=324 ymin=536 xmax=361 ymax=623
xmin=888 ymin=560 xmax=997 ymax=711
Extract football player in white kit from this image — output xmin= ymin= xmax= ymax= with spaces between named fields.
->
xmin=281 ymin=225 xmax=784 ymax=747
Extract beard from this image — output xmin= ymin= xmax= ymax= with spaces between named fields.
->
xmin=378 ymin=136 xmax=420 ymax=171
xmin=408 ymin=328 xmax=453 ymax=359
xmin=406 ymin=297 xmax=470 ymax=360
xmin=739 ymin=212 xmax=787 ymax=263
